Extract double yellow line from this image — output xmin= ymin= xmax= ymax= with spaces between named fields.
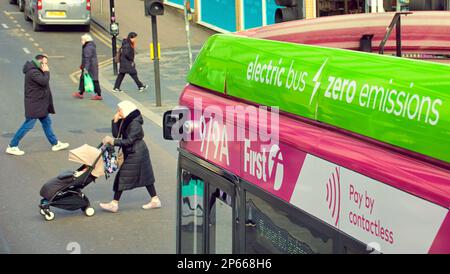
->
xmin=98 ymin=58 xmax=113 ymax=68
xmin=90 ymin=24 xmax=115 ymax=69
xmin=90 ymin=24 xmax=117 ymax=49
xmin=69 ymin=58 xmax=113 ymax=84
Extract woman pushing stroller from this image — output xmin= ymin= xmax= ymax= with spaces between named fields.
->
xmin=100 ymin=100 xmax=161 ymax=213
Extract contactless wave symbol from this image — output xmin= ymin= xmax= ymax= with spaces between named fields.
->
xmin=325 ymin=167 xmax=341 ymax=227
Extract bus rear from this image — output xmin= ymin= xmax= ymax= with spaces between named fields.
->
xmin=163 ymin=19 xmax=450 ymax=254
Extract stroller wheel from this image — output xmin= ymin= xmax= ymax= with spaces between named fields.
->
xmin=84 ymin=207 xmax=95 ymax=217
xmin=39 ymin=209 xmax=46 ymax=216
xmin=43 ymin=211 xmax=55 ymax=221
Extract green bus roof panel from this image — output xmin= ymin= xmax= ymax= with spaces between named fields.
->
xmin=187 ymin=34 xmax=450 ymax=163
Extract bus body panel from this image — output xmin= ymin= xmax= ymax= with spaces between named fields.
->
xmin=179 ymin=85 xmax=450 ymax=253
xmin=237 ymin=11 xmax=450 ymax=55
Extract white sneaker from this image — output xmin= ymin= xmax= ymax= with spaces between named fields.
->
xmin=5 ymin=146 xmax=25 ymax=156
xmin=112 ymin=88 xmax=122 ymax=93
xmin=142 ymin=196 xmax=162 ymax=210
xmin=138 ymin=85 xmax=148 ymax=93
xmin=100 ymin=201 xmax=119 ymax=213
xmin=51 ymin=141 xmax=70 ymax=152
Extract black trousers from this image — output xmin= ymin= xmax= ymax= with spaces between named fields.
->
xmin=114 ymin=184 xmax=157 ymax=201
xmin=79 ymin=71 xmax=102 ymax=96
xmin=113 ymin=72 xmax=143 ymax=89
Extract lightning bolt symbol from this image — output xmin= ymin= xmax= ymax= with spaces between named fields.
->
xmin=309 ymin=58 xmax=329 ymax=106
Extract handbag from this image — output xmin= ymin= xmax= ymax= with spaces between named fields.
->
xmin=116 ymin=120 xmax=125 ymax=168
xmin=114 ymin=47 xmax=122 ymax=63
xmin=83 ymin=72 xmax=94 ymax=93
xmin=117 ymin=149 xmax=124 ymax=168
xmin=102 ymin=146 xmax=119 ymax=179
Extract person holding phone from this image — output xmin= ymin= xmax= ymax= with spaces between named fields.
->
xmin=6 ymin=54 xmax=69 ymax=156
xmin=99 ymin=100 xmax=160 ymax=213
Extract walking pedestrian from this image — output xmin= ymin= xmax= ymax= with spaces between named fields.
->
xmin=112 ymin=32 xmax=148 ymax=93
xmin=100 ymin=100 xmax=161 ymax=212
xmin=5 ymin=54 xmax=70 ymax=156
xmin=72 ymin=33 xmax=102 ymax=100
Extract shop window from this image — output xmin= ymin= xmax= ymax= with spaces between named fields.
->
xmin=317 ymin=0 xmax=366 ymax=16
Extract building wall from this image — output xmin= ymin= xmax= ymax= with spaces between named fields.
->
xmin=165 ymin=0 xmax=286 ymax=32
xmin=165 ymin=0 xmax=196 ymax=10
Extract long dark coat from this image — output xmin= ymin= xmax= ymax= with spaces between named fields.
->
xmin=119 ymin=38 xmax=137 ymax=75
xmin=81 ymin=41 xmax=99 ymax=81
xmin=23 ymin=61 xmax=55 ymax=119
xmin=112 ymin=110 xmax=155 ymax=192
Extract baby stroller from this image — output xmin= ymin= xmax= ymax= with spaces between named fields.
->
xmin=39 ymin=144 xmax=106 ymax=221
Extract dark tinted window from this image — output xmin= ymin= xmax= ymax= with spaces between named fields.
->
xmin=245 ymin=192 xmax=333 ymax=254
xmin=208 ymin=187 xmax=233 ymax=254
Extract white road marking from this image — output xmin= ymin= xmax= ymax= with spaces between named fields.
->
xmin=22 ymin=48 xmax=31 ymax=54
xmin=1 ymin=24 xmax=8 ymax=29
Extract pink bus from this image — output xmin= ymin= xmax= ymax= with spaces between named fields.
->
xmin=163 ymin=12 xmax=450 ymax=254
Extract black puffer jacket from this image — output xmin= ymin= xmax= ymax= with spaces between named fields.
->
xmin=119 ymin=38 xmax=137 ymax=74
xmin=81 ymin=41 xmax=99 ymax=80
xmin=112 ymin=110 xmax=155 ymax=192
xmin=23 ymin=61 xmax=55 ymax=119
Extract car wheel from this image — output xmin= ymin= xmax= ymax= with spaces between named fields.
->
xmin=24 ymin=9 xmax=31 ymax=21
xmin=33 ymin=20 xmax=42 ymax=32
xmin=83 ymin=25 xmax=91 ymax=33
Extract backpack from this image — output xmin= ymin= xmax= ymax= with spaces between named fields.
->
xmin=114 ymin=47 xmax=122 ymax=63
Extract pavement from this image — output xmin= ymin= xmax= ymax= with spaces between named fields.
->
xmin=88 ymin=0 xmax=213 ymax=122
xmin=97 ymin=46 xmax=202 ymax=118
xmin=91 ymin=0 xmax=216 ymax=51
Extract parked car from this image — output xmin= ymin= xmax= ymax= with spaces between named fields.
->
xmin=9 ymin=0 xmax=25 ymax=12
xmin=23 ymin=0 xmax=91 ymax=32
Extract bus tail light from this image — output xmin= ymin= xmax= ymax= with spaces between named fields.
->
xmin=86 ymin=0 xmax=91 ymax=11
xmin=37 ymin=0 xmax=43 ymax=10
